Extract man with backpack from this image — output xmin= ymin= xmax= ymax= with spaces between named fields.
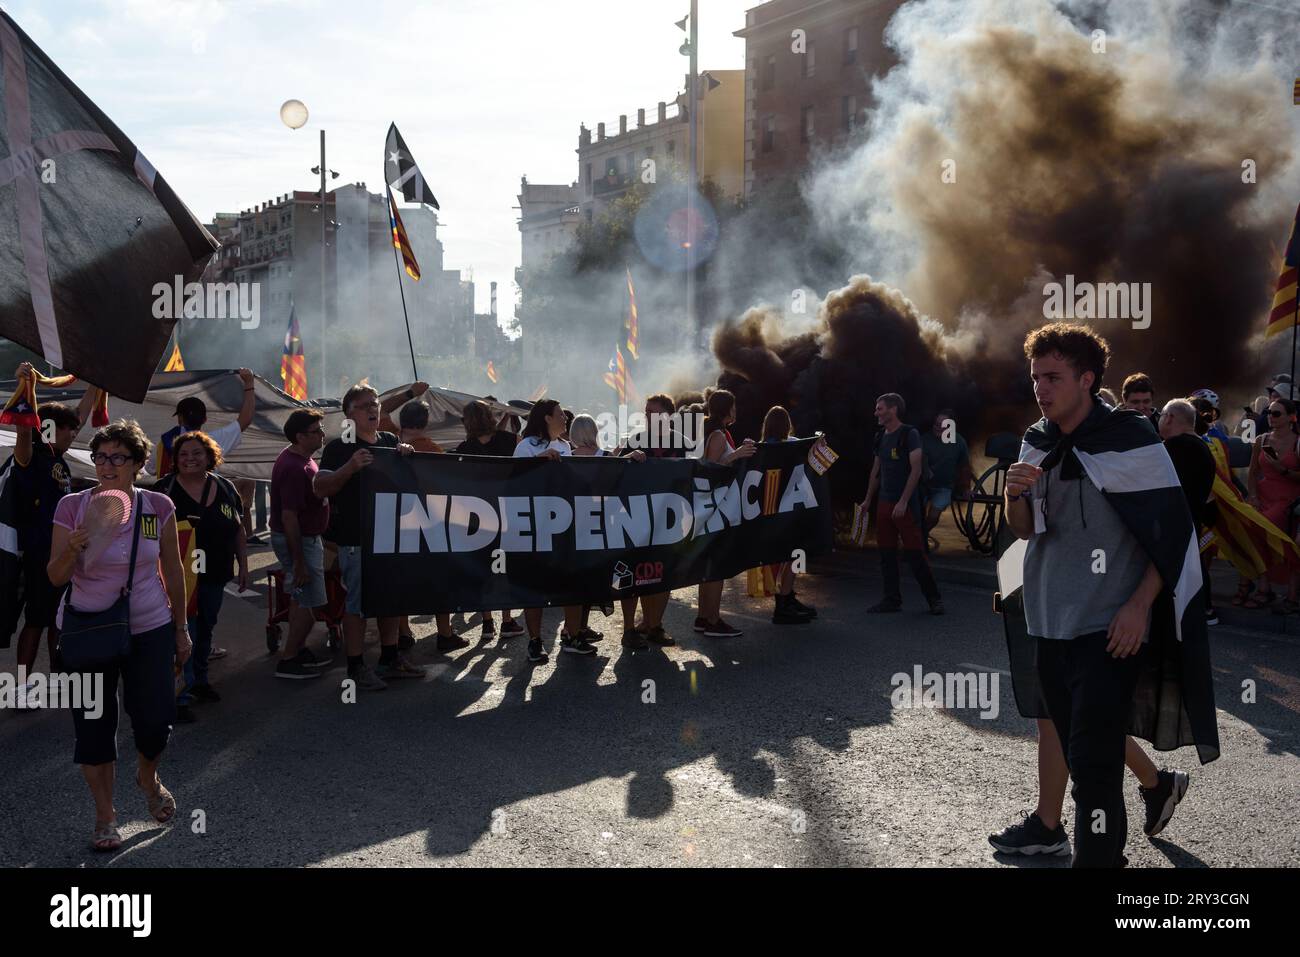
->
xmin=862 ymin=393 xmax=944 ymax=615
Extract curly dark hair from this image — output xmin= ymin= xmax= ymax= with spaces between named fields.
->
xmin=1023 ymin=322 xmax=1111 ymax=396
xmin=90 ymin=419 xmax=153 ymax=466
xmin=170 ymin=430 xmax=223 ymax=471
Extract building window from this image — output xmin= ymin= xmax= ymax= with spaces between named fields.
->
xmin=762 ymin=116 xmax=775 ymax=153
xmin=842 ymin=95 xmax=858 ymax=131
xmin=762 ymin=54 xmax=776 ymax=91
xmin=802 ymin=44 xmax=815 ymax=78
xmin=843 ymin=26 xmax=859 ymax=65
xmin=800 ymin=106 xmax=814 ymax=144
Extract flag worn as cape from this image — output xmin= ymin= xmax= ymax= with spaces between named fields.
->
xmin=1201 ymin=432 xmax=1300 ymax=580
xmin=997 ymin=400 xmax=1220 ymax=764
xmin=384 ymin=123 xmax=439 ymax=209
xmin=0 ymin=10 xmax=219 ymax=401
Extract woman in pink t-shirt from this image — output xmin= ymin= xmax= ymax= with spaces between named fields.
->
xmin=48 ymin=420 xmax=190 ymax=853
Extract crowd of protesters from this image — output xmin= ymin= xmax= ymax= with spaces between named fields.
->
xmin=2 ymin=344 xmax=1286 ymax=862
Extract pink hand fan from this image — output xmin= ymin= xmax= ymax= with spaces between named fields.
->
xmin=81 ymin=489 xmax=132 ymax=566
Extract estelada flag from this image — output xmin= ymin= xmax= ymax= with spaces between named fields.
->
xmin=1265 ymin=203 xmax=1300 ymax=338
xmin=388 ymin=188 xmax=421 ymax=281
xmin=486 ymin=361 xmax=498 ymax=384
xmin=0 ymin=10 xmax=218 ymax=401
xmin=164 ymin=339 xmax=185 ymax=372
xmin=603 ymin=343 xmax=627 ymax=404
xmin=174 ymin=519 xmax=201 ymax=618
xmin=0 ymin=367 xmax=76 ymax=428
xmin=280 ymin=308 xmax=307 ymax=400
xmin=625 ymin=267 xmax=639 ymax=360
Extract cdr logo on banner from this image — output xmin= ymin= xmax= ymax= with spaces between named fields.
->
xmin=611 ymin=559 xmax=663 ymax=592
xmin=50 ymin=887 xmax=151 ymax=937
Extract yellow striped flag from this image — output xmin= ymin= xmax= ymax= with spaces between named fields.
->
xmin=486 ymin=361 xmax=499 ymax=383
xmin=603 ymin=343 xmax=627 ymax=404
xmin=625 ymin=267 xmax=639 ymax=360
xmin=388 ymin=188 xmax=421 ymax=281
xmin=280 ymin=308 xmax=307 ymax=400
xmin=1265 ymin=203 xmax=1300 ymax=338
xmin=164 ymin=338 xmax=185 ymax=371
xmin=1294 ymin=77 xmax=1299 ymax=104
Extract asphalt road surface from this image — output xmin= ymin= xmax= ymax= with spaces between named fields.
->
xmin=1 ymin=545 xmax=1296 ymax=868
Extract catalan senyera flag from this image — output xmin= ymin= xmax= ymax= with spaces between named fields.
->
xmin=603 ymin=343 xmax=627 ymax=404
xmin=164 ymin=338 xmax=185 ymax=372
xmin=1265 ymin=203 xmax=1300 ymax=338
xmin=625 ymin=267 xmax=639 ymax=360
xmin=486 ymin=361 xmax=499 ymax=384
xmin=175 ymin=519 xmax=201 ymax=618
xmin=280 ymin=308 xmax=307 ymax=400
xmin=388 ymin=188 xmax=421 ymax=281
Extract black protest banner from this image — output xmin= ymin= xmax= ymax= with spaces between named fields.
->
xmin=359 ymin=438 xmax=833 ymax=616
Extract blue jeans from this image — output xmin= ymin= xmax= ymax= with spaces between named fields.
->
xmin=178 ymin=579 xmax=227 ymax=703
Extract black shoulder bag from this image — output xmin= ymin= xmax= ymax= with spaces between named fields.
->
xmin=58 ymin=490 xmax=143 ymax=671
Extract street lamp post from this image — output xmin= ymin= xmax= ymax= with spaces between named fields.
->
xmin=280 ymin=99 xmax=330 ymax=392
xmin=686 ymin=0 xmax=698 ymax=333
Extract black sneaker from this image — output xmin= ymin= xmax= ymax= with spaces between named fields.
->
xmin=1139 ymin=769 xmax=1190 ymax=837
xmin=295 ymin=647 xmax=331 ymax=669
xmin=928 ymin=599 xmax=946 ymax=616
xmin=190 ymin=683 xmax=221 ymax=703
xmin=988 ymin=811 xmax=1070 ymax=856
xmin=702 ymin=618 xmax=743 ymax=638
xmin=398 ymin=631 xmax=416 ymax=651
xmin=773 ymin=595 xmax=814 ymax=625
xmin=578 ymin=627 xmax=604 ymax=643
xmin=499 ymin=619 xmax=525 ymax=638
xmin=693 ymin=617 xmax=709 ymax=632
xmin=621 ymin=629 xmax=650 ymax=650
xmin=437 ymin=633 xmax=471 ymax=652
xmin=789 ymin=593 xmax=818 ymax=618
xmin=526 ymin=638 xmax=549 ymax=664
xmin=275 ymin=659 xmax=323 ymax=680
xmin=1205 ymin=607 xmax=1219 ymax=626
xmin=645 ymin=625 xmax=675 ymax=647
xmin=560 ymin=634 xmax=597 ymax=655
xmin=867 ymin=600 xmax=902 ymax=614
xmin=175 ymin=704 xmax=197 ymax=724
xmin=480 ymin=621 xmax=496 ymax=640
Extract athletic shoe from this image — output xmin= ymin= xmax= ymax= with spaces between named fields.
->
xmin=702 ymin=618 xmax=743 ymax=638
xmin=375 ymin=655 xmax=427 ymax=679
xmin=436 ymin=633 xmax=471 ymax=652
xmin=500 ymin=619 xmax=526 ymax=638
xmin=988 ymin=811 xmax=1070 ymax=856
xmin=481 ymin=621 xmax=496 ymax=640
xmin=190 ymin=683 xmax=222 ymax=703
xmin=295 ymin=647 xmax=331 ymax=669
xmin=578 ymin=627 xmax=604 ymax=643
xmin=693 ymin=617 xmax=709 ymax=632
xmin=867 ymin=600 xmax=902 ymax=614
xmin=789 ymin=593 xmax=818 ymax=618
xmin=621 ymin=629 xmax=650 ymax=650
xmin=645 ymin=625 xmax=675 ymax=647
xmin=398 ymin=631 xmax=416 ymax=651
xmin=275 ymin=659 xmax=322 ymax=680
xmin=208 ymin=647 xmax=229 ymax=661
xmin=526 ymin=638 xmax=549 ymax=663
xmin=16 ymin=678 xmax=43 ymax=710
xmin=928 ymin=599 xmax=946 ymax=616
xmin=773 ymin=593 xmax=815 ymax=625
xmin=1139 ymin=769 xmax=1190 ymax=837
xmin=1205 ymin=607 xmax=1219 ymax=626
xmin=175 ymin=705 xmax=197 ymax=724
xmin=560 ymin=634 xmax=597 ymax=655
xmin=349 ymin=664 xmax=388 ymax=691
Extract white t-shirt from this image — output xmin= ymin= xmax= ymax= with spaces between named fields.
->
xmin=206 ymin=421 xmax=244 ymax=455
xmin=513 ymin=436 xmax=571 ymax=458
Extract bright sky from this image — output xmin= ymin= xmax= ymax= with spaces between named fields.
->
xmin=3 ymin=0 xmax=760 ymax=325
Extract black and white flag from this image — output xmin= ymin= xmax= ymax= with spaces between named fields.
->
xmin=996 ymin=400 xmax=1220 ymax=764
xmin=0 ymin=9 xmax=219 ymax=402
xmin=384 ymin=122 xmax=438 ymax=209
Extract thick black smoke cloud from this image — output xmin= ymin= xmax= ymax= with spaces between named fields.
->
xmin=707 ymin=0 xmax=1300 ymax=477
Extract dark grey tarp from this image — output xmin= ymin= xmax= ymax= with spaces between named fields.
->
xmin=0 ymin=370 xmax=523 ymax=482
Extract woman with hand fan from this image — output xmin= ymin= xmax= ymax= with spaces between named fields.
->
xmin=47 ymin=420 xmax=190 ymax=853
xmin=155 ymin=431 xmax=248 ymax=722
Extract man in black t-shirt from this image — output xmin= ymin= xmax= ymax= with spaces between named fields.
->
xmin=8 ymin=362 xmax=102 ymax=707
xmin=861 ymin=392 xmax=942 ymax=615
xmin=314 ymin=382 xmax=425 ymax=691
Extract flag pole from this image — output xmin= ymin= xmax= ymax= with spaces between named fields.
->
xmin=387 ymin=187 xmax=420 ymax=382
xmin=1291 ymin=285 xmax=1298 ymax=387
